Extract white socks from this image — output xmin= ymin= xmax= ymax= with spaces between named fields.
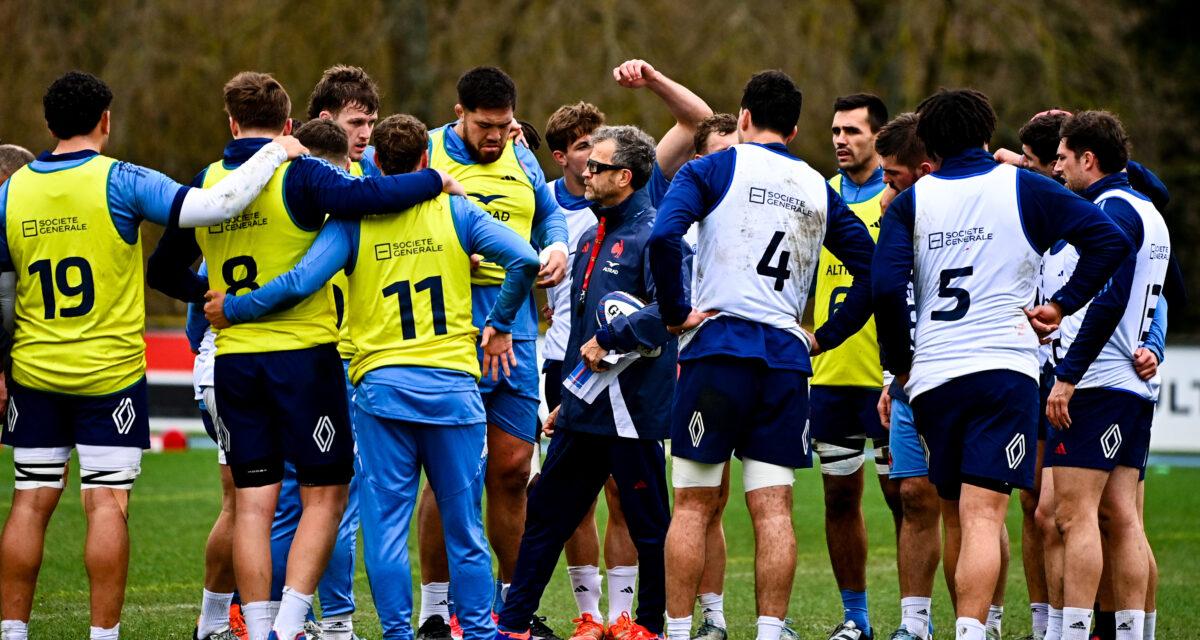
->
xmin=755 ymin=616 xmax=785 ymax=640
xmin=1062 ymin=607 xmax=1093 ymax=640
xmin=1115 ymin=609 xmax=1145 ymax=640
xmin=900 ymin=596 xmax=932 ymax=639
xmin=607 ymin=565 xmax=638 ymax=622
xmin=666 ymin=615 xmax=692 ymax=640
xmin=89 ymin=624 xmax=119 ymax=640
xmin=987 ymin=605 xmax=1004 ymax=637
xmin=198 ymin=589 xmax=235 ymax=637
xmin=320 ymin=612 xmax=355 ymax=639
xmin=273 ymin=587 xmax=314 ymax=640
xmin=1046 ymin=607 xmax=1064 ymax=640
xmin=955 ymin=617 xmax=986 ymax=640
xmin=1030 ymin=602 xmax=1049 ymax=639
xmin=1 ymin=620 xmax=28 ymax=640
xmin=420 ymin=582 xmax=451 ymax=625
xmin=243 ymin=601 xmax=275 ymax=640
xmin=698 ymin=592 xmax=726 ymax=629
xmin=568 ymin=565 xmax=604 ymax=620
xmin=1144 ymin=610 xmax=1156 ymax=640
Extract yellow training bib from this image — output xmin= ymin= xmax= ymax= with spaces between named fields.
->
xmin=811 ymin=173 xmax=883 ymax=387
xmin=347 ymin=193 xmax=478 ymax=384
xmin=196 ymin=159 xmax=337 ymax=354
xmin=4 ymin=156 xmax=146 ymax=395
xmin=428 ymin=127 xmax=535 ymax=286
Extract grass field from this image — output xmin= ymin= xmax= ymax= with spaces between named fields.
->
xmin=1 ymin=448 xmax=1197 ymax=639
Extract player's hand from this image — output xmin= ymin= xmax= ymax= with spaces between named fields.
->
xmin=1047 ymin=379 xmax=1076 ymax=429
xmin=537 ymin=249 xmax=567 ymax=288
xmin=877 ymin=385 xmax=892 ymax=429
xmin=204 ymin=290 xmax=231 ymax=329
xmin=581 ymin=336 xmax=610 ymax=372
xmin=470 ymin=254 xmax=483 ymax=272
xmin=1133 ymin=347 xmax=1159 ymax=380
xmin=437 ymin=170 xmax=466 ymax=196
xmin=804 ymin=328 xmax=823 ymax=356
xmin=509 ymin=120 xmax=529 ymax=147
xmin=541 ymin=303 xmax=554 ymax=324
xmin=543 ymin=405 xmax=560 ymax=437
xmin=0 ymin=371 xmax=9 ymax=416
xmin=1025 ymin=302 xmax=1064 ymax=340
xmin=272 ymin=135 xmax=309 ymax=160
xmin=994 ymin=148 xmax=1025 ymax=168
xmin=480 ymin=326 xmax=516 ymax=382
xmin=613 ymin=59 xmax=660 ymax=89
xmin=879 ymin=184 xmax=898 ymax=216
xmin=667 ymin=308 xmax=717 ymax=335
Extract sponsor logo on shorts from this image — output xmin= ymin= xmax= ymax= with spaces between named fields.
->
xmin=313 ymin=415 xmax=336 ymax=453
xmin=1102 ymin=423 xmax=1123 ymax=459
xmin=6 ymin=399 xmax=17 ymax=432
xmin=688 ymin=411 xmax=705 ymax=448
xmin=802 ymin=419 xmax=811 ymax=455
xmin=112 ymin=397 xmax=136 ymax=435
xmin=1005 ymin=433 xmax=1026 ymax=470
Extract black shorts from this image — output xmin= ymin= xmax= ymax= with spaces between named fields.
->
xmin=2 ymin=377 xmax=150 ymax=450
xmin=1045 ymin=388 xmax=1153 ymax=476
xmin=213 ymin=343 xmax=354 ymax=488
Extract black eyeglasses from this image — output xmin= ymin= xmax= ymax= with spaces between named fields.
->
xmin=586 ymin=159 xmax=628 ymax=174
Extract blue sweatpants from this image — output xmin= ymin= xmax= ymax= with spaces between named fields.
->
xmin=352 ymin=406 xmax=494 ymax=640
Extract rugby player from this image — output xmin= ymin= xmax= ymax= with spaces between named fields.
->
xmin=0 ymin=71 xmax=304 ymax=640
xmin=871 ymin=113 xmax=941 ymax=640
xmin=650 ymin=70 xmax=876 ymax=640
xmin=872 ymin=89 xmax=1129 ymax=640
xmin=1045 ymin=111 xmax=1169 ymax=640
xmin=812 ymin=92 xmax=896 ymax=640
xmin=416 ymin=65 xmax=568 ymax=640
xmin=146 ymin=71 xmax=462 ymax=640
xmin=206 ymin=112 xmax=540 ymax=640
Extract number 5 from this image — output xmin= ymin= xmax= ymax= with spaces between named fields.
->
xmin=932 ymin=266 xmax=973 ymax=321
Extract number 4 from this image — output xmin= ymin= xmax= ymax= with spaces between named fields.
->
xmin=756 ymin=231 xmax=792 ymax=291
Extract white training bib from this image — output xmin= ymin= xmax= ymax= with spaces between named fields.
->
xmin=907 ymin=163 xmax=1042 ymax=399
xmin=692 ymin=144 xmax=829 ymax=341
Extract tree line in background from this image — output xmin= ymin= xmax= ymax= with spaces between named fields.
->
xmin=2 ymin=0 xmax=1195 ymax=334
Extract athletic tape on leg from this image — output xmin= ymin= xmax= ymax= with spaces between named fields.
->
xmin=12 ymin=447 xmax=70 ymax=490
xmin=742 ymin=457 xmax=795 ymax=491
xmin=78 ymin=445 xmax=142 ymax=490
xmin=672 ymin=456 xmax=725 ymax=488
xmin=813 ymin=439 xmax=866 ymax=476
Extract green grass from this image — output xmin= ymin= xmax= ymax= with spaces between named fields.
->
xmin=1 ymin=449 xmax=1197 ymax=638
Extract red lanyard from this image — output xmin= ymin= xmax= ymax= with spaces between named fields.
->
xmin=576 ymin=216 xmax=607 ymax=313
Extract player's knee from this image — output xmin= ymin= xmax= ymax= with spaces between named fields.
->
xmin=899 ymin=478 xmax=938 ymax=520
xmin=486 ymin=457 xmax=532 ymax=495
xmin=742 ymin=457 xmax=794 ymax=493
xmin=77 ymin=445 xmax=141 ymax=491
xmin=230 ymin=456 xmax=285 ymax=488
xmin=814 ymin=439 xmax=866 ymax=477
xmin=12 ymin=447 xmax=71 ymax=491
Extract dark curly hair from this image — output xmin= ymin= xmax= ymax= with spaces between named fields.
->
xmin=43 ymin=71 xmax=113 ymax=140
xmin=306 ymin=65 xmax=380 ymax=119
xmin=457 ymin=66 xmax=516 ymax=112
xmin=1019 ymin=111 xmax=1071 ymax=166
xmin=915 ymin=88 xmax=996 ymax=160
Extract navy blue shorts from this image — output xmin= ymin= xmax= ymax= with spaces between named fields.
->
xmin=670 ymin=356 xmax=812 ymax=469
xmin=2 ymin=377 xmax=150 ymax=450
xmin=1038 ymin=363 xmax=1055 ymax=441
xmin=910 ymin=369 xmax=1039 ymax=500
xmin=213 ymin=343 xmax=354 ymax=488
xmin=477 ymin=338 xmax=539 ymax=444
xmin=1045 ymin=389 xmax=1153 ymax=474
xmin=809 ymin=385 xmax=887 ymax=442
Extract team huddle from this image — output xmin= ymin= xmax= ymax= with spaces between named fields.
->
xmin=0 ymin=58 xmax=1175 ymax=640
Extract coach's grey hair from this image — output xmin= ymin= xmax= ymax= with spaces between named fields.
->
xmin=591 ymin=125 xmax=656 ymax=190
xmin=0 ymin=144 xmax=34 ymax=183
